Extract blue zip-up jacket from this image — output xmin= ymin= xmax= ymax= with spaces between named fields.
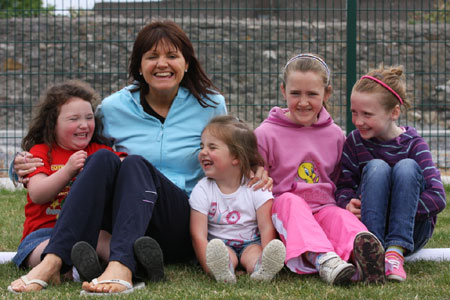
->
xmin=97 ymin=85 xmax=227 ymax=196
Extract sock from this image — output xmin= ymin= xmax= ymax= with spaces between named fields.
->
xmin=253 ymin=255 xmax=262 ymax=273
xmin=72 ymin=266 xmax=81 ymax=282
xmin=229 ymin=258 xmax=235 ymax=274
xmin=386 ymin=246 xmax=404 ymax=259
xmin=305 ymin=252 xmax=324 ymax=271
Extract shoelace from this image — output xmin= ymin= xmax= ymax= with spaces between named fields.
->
xmin=386 ymin=257 xmax=401 ymax=270
xmin=324 ymin=256 xmax=342 ymax=269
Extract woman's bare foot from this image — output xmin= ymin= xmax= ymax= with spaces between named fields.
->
xmin=81 ymin=261 xmax=132 ymax=294
xmin=9 ymin=254 xmax=62 ymax=293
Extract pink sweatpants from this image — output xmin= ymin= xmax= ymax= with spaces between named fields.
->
xmin=272 ymin=192 xmax=367 ymax=274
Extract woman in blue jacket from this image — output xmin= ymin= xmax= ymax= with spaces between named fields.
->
xmin=9 ymin=20 xmax=269 ymax=295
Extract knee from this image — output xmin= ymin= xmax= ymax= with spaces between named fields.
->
xmin=275 ymin=193 xmax=309 ymax=210
xmin=91 ymin=148 xmax=117 ymax=159
xmin=87 ymin=149 xmax=121 ymax=167
xmin=121 ymin=154 xmax=149 ymax=169
xmin=392 ymin=159 xmax=423 ymax=182
xmin=278 ymin=192 xmax=299 ymax=202
xmin=393 ymin=158 xmax=420 ymax=174
xmin=362 ymin=159 xmax=391 ymax=180
xmin=365 ymin=159 xmax=390 ymax=172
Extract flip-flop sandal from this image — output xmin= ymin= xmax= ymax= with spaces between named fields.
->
xmin=79 ymin=278 xmax=145 ymax=296
xmin=7 ymin=275 xmax=48 ymax=294
xmin=71 ymin=241 xmax=104 ymax=282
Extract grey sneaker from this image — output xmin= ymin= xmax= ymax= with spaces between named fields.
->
xmin=250 ymin=239 xmax=286 ymax=281
xmin=206 ymin=239 xmax=236 ymax=284
xmin=318 ymin=252 xmax=355 ymax=285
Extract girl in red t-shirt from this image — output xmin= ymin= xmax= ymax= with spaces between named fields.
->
xmin=12 ymin=80 xmax=125 ymax=270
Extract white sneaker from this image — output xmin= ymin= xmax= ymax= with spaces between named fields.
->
xmin=250 ymin=239 xmax=286 ymax=281
xmin=318 ymin=252 xmax=355 ymax=285
xmin=206 ymin=239 xmax=236 ymax=284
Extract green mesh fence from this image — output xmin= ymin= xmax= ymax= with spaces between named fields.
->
xmin=1 ymin=0 xmax=449 ymax=177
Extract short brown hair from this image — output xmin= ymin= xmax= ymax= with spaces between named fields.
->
xmin=202 ymin=116 xmax=264 ymax=180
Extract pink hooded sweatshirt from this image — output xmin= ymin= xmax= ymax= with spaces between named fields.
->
xmin=254 ymin=106 xmax=345 ymax=213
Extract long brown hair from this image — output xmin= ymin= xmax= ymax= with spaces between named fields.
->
xmin=22 ymin=80 xmax=107 ymax=154
xmin=129 ymin=20 xmax=220 ymax=107
xmin=202 ymin=116 xmax=264 ymax=180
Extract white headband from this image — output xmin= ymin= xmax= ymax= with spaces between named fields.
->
xmin=284 ymin=54 xmax=331 ymax=85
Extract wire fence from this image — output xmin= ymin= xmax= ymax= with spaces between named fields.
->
xmin=1 ymin=0 xmax=449 ymax=175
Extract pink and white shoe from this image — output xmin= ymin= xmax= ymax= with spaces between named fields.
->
xmin=385 ymin=252 xmax=406 ymax=282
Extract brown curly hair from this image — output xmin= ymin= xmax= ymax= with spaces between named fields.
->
xmin=22 ymin=80 xmax=108 ymax=156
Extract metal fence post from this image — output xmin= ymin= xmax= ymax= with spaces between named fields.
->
xmin=346 ymin=0 xmax=357 ymax=134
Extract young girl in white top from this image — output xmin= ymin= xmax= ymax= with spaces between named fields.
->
xmin=189 ymin=116 xmax=286 ymax=283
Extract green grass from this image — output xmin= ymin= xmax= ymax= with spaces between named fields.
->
xmin=0 ymin=188 xmax=449 ymax=299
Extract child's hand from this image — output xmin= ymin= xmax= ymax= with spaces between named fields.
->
xmin=64 ymin=150 xmax=88 ymax=178
xmin=346 ymin=198 xmax=361 ymax=219
xmin=248 ymin=166 xmax=273 ymax=191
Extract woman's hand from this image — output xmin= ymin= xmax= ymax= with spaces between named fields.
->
xmin=13 ymin=151 xmax=44 ymax=185
xmin=247 ymin=166 xmax=273 ymax=192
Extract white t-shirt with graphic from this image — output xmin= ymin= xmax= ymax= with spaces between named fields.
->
xmin=189 ymin=177 xmax=273 ymax=248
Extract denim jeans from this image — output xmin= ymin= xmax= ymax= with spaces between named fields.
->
xmin=359 ymin=158 xmax=432 ymax=255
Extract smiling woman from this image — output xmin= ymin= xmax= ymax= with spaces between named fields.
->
xmin=139 ymin=42 xmax=189 ymax=116
xmin=8 ymin=20 xmax=229 ymax=295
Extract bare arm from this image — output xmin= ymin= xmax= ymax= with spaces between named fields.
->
xmin=27 ymin=150 xmax=87 ymax=204
xmin=190 ymin=209 xmax=210 ymax=274
xmin=256 ymin=199 xmax=277 ymax=248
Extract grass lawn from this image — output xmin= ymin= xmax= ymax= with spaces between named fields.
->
xmin=0 ymin=187 xmax=449 ymax=299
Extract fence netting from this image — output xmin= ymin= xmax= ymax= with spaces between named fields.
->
xmin=1 ymin=0 xmax=448 ymax=175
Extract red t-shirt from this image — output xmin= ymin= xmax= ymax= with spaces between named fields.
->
xmin=21 ymin=143 xmax=126 ymax=241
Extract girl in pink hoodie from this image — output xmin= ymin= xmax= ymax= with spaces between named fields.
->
xmin=254 ymin=53 xmax=384 ymax=285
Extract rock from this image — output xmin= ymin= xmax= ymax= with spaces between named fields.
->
xmin=3 ymin=58 xmax=23 ymax=71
